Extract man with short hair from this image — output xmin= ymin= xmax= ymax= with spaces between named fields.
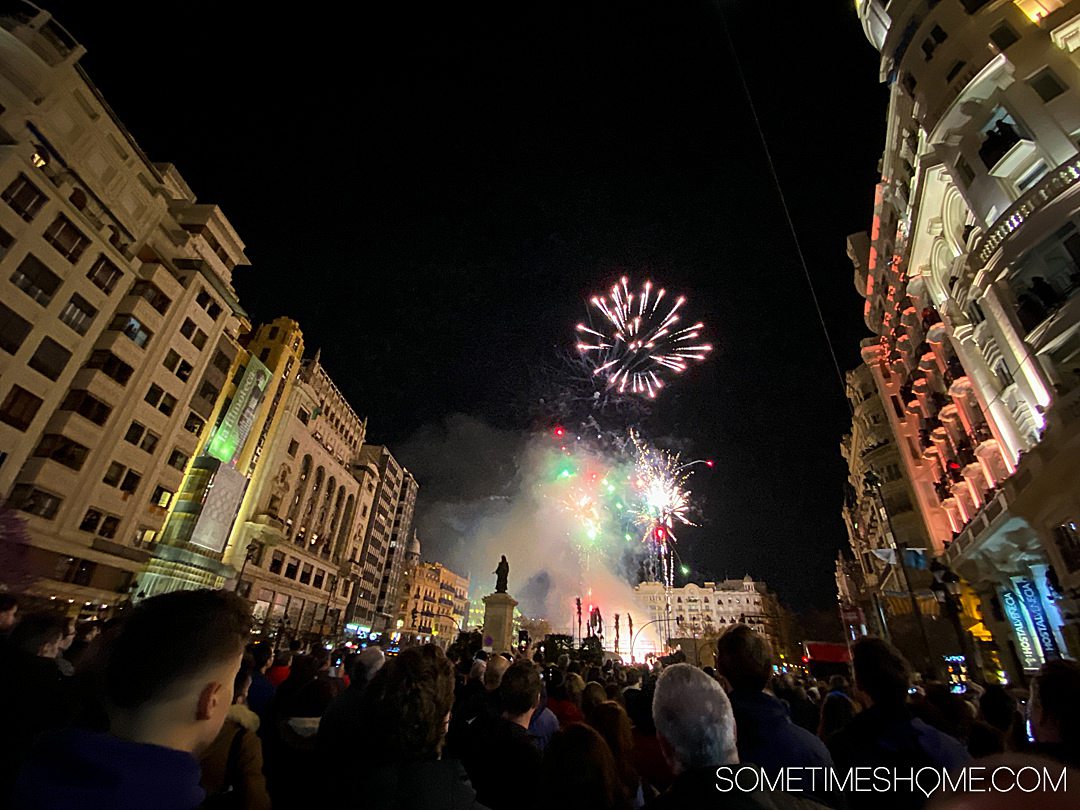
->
xmin=464 ymin=659 xmax=543 ymax=810
xmin=715 ymin=625 xmax=834 ymax=805
xmin=828 ymin=637 xmax=968 ymax=809
xmin=647 ymin=663 xmax=823 ymax=809
xmin=14 ymin=589 xmax=252 ymax=809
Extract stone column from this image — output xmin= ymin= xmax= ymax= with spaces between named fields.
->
xmin=482 ymin=591 xmax=518 ymax=654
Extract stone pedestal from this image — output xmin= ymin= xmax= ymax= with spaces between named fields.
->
xmin=482 ymin=591 xmax=518 ymax=653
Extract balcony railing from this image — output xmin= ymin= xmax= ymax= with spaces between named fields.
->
xmin=973 ymin=155 xmax=1080 ymax=267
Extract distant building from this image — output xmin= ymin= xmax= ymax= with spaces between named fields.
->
xmin=398 ymin=560 xmax=470 ymax=649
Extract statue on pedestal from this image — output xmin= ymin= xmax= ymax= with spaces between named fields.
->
xmin=494 ymin=555 xmax=509 ymax=593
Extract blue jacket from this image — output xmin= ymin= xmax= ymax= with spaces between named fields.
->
xmin=729 ymin=689 xmax=835 ymax=773
xmin=13 ymin=728 xmax=205 ymax=810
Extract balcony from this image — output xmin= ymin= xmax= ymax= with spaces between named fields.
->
xmin=973 ymin=155 xmax=1080 ymax=268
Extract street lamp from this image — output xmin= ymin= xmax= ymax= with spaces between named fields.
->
xmin=629 ymin=617 xmax=671 ymax=662
xmin=234 ymin=541 xmax=260 ymax=593
xmin=930 ymin=560 xmax=982 ymax=685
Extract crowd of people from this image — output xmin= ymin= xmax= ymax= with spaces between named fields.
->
xmin=1 ymin=589 xmax=1079 ymax=809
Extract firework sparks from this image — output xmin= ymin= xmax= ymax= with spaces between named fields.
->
xmin=576 ymin=276 xmax=712 ymax=399
xmin=631 ymin=431 xmax=698 ymax=586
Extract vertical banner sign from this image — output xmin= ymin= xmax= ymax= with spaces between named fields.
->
xmin=1013 ymin=577 xmax=1062 ymax=661
xmin=207 ymin=358 xmax=270 ymax=466
xmin=998 ymin=587 xmax=1042 ymax=670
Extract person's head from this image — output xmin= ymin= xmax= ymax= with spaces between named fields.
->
xmin=624 ymin=666 xmax=641 ymax=687
xmin=58 ymin=619 xmax=76 ymax=652
xmin=105 ymin=589 xmax=252 ymax=754
xmin=979 ymin=684 xmax=1017 ymax=734
xmin=248 ymin=642 xmax=273 ymax=674
xmin=78 ymin=622 xmax=101 ymax=644
xmin=1029 ymin=659 xmax=1080 ymax=747
xmin=582 ymin=680 xmax=608 ymax=720
xmin=500 ymin=659 xmax=541 ymax=725
xmin=468 ymin=658 xmax=487 ymax=682
xmin=542 ymin=723 xmax=627 ymax=810
xmin=10 ymin=612 xmax=68 ymax=658
xmin=589 ymin=700 xmax=635 ymax=759
xmin=714 ymin=624 xmax=773 ymax=692
xmin=360 ymin=644 xmax=455 ymax=761
xmin=828 ymin=674 xmax=850 ymax=694
xmin=852 ymin=637 xmax=911 ymax=708
xmin=0 ymin=594 xmax=17 ymax=632
xmin=233 ymin=663 xmax=253 ymax=705
xmin=484 ymin=653 xmax=510 ymax=690
xmin=354 ymin=646 xmax=385 ymax=685
xmin=271 ymin=652 xmax=291 ymax=669
xmin=556 ymin=653 xmax=570 ymax=671
xmin=652 ymin=663 xmax=736 ymax=773
xmin=818 ymin=692 xmax=858 ymax=740
xmin=564 ymin=672 xmax=586 ymax=706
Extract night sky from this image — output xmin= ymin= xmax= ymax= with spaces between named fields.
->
xmin=42 ymin=2 xmax=890 ymax=615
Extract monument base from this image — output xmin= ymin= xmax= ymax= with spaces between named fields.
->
xmin=481 ymin=591 xmax=518 ymax=653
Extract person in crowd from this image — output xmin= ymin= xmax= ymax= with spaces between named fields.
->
xmin=353 ymin=645 xmax=485 ymax=808
xmin=245 ymin=642 xmax=275 ymax=718
xmin=0 ymin=593 xmax=17 ymax=636
xmin=714 ymin=625 xmax=834 ymax=792
xmin=828 ymin=637 xmax=968 ymax=809
xmin=624 ymin=672 xmax=673 ymax=794
xmin=818 ymin=690 xmax=858 ymax=744
xmin=545 ymin=667 xmax=585 ymax=727
xmin=556 ymin=653 xmax=571 ymax=671
xmin=266 ymin=651 xmax=292 ymax=688
xmin=527 ymin=678 xmax=560 ymax=752
xmin=543 ymin=723 xmax=630 ymax=810
xmin=447 ymin=654 xmax=508 ymax=757
xmin=199 ymin=663 xmax=271 ymax=810
xmin=646 ymin=663 xmax=821 ymax=808
xmin=966 ymin=684 xmax=1017 ymax=757
xmin=447 ymin=658 xmax=488 ymax=755
xmin=0 ymin=611 xmax=73 ymax=794
xmin=463 ymin=659 xmax=543 ymax=810
xmin=65 ymin=622 xmax=100 ymax=671
xmin=1028 ymin=659 xmax=1080 ymax=767
xmin=13 ymin=589 xmax=251 ymax=810
xmin=623 ymin=666 xmax=642 ymax=695
xmin=582 ymin=679 xmax=608 ymax=722
xmin=318 ymin=646 xmax=386 ymax=770
xmin=589 ymin=700 xmax=647 ymax=807
xmin=54 ymin=618 xmax=77 ymax=677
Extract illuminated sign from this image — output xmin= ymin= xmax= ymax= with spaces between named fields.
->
xmin=189 ymin=463 xmax=248 ymax=553
xmin=998 ymin=587 xmax=1041 ymax=670
xmin=1013 ymin=577 xmax=1062 ymax=661
xmin=207 ymin=357 xmax=270 ymax=465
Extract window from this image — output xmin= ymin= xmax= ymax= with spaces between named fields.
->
xmin=0 ymin=385 xmax=43 ymax=430
xmin=133 ymin=527 xmax=157 ymax=548
xmin=103 ymin=461 xmax=126 ymax=487
xmin=298 ymin=408 xmax=310 ymax=425
xmin=58 ymin=293 xmax=97 ymax=335
xmin=955 ymin=156 xmax=976 ymax=187
xmin=28 ymin=337 xmax=71 ymax=381
xmin=207 ymin=302 xmax=221 ymax=319
xmin=145 ymin=384 xmax=165 ymax=408
xmin=961 ymin=0 xmax=993 ymax=12
xmin=196 ymin=289 xmax=212 ymax=309
xmin=8 ymin=484 xmax=61 ymax=519
xmin=143 ymin=389 xmax=175 ymax=418
xmin=124 ymin=421 xmax=145 ymax=445
xmin=163 ymin=349 xmax=194 ymax=382
xmin=192 ymin=329 xmax=207 ymax=350
xmin=85 ymin=350 xmax=133 ymax=385
xmin=300 ymin=563 xmax=313 ymax=585
xmin=0 ymin=223 xmax=12 ymax=260
xmin=183 ymin=411 xmax=205 ymax=436
xmin=167 ymin=448 xmax=189 ymax=471
xmin=258 ymin=347 xmax=271 ymax=363
xmin=109 ymin=314 xmax=152 ymax=348
xmin=129 ymin=280 xmax=171 ymax=314
xmin=212 ymin=350 xmax=231 ymax=374
xmin=86 ymin=255 xmax=121 ymax=293
xmin=945 ymin=60 xmax=967 ymax=83
xmin=313 ymin=569 xmax=325 ymax=589
xmin=2 ymin=173 xmax=47 ymax=221
xmin=33 ymin=434 xmax=89 ymax=470
xmin=0 ymin=301 xmax=32 ymax=354
xmin=287 ymin=439 xmax=299 ymax=457
xmin=150 ymin=486 xmax=173 ymax=508
xmin=995 ymin=361 xmax=1015 ymax=388
xmin=1016 ymin=161 xmax=1048 ymax=193
xmin=79 ymin=508 xmax=102 ymax=533
xmin=921 ymin=25 xmax=947 ymax=60
xmin=10 ymin=254 xmax=61 ymax=306
xmin=97 ymin=515 xmax=120 ymax=539
xmin=119 ymin=469 xmax=141 ymax=494
xmin=197 ymin=380 xmax=220 ymax=406
xmin=1029 ymin=69 xmax=1066 ymax=103
xmin=180 ymin=318 xmax=195 ymax=339
xmin=59 ymin=390 xmax=111 ymax=426
xmin=43 ymin=214 xmax=89 ymax=263
xmin=285 ymin=557 xmax=300 ymax=580
xmin=269 ymin=551 xmax=285 ymax=575
xmin=990 ymin=23 xmax=1020 ymax=51
xmin=140 ymin=430 xmax=159 ymax=453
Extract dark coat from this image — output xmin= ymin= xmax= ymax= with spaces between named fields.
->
xmin=13 ymin=728 xmax=204 ymax=810
xmin=463 ymin=717 xmax=542 ymax=810
xmin=359 ymin=758 xmax=489 ymax=810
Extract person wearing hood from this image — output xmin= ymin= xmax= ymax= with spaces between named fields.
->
xmin=714 ymin=625 xmax=836 ymax=808
xmin=12 ymin=589 xmax=252 ymax=810
xmin=199 ymin=661 xmax=271 ymax=809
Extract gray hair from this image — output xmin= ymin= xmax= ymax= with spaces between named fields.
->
xmin=652 ymin=663 xmax=737 ymax=771
xmin=356 ymin=646 xmax=386 ymax=683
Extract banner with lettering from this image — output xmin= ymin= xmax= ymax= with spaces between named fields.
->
xmin=1012 ymin=577 xmax=1062 ymax=661
xmin=998 ymin=586 xmax=1042 ymax=670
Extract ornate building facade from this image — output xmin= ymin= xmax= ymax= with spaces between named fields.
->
xmin=854 ymin=0 xmax=1080 ymax=681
